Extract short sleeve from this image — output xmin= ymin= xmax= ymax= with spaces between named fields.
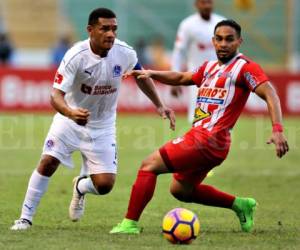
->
xmin=125 ymin=49 xmax=138 ymax=72
xmin=53 ymin=57 xmax=78 ymax=93
xmin=241 ymin=62 xmax=269 ymax=92
xmin=191 ymin=62 xmax=208 ymax=87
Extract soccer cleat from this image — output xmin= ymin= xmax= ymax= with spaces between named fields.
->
xmin=232 ymin=197 xmax=257 ymax=232
xmin=10 ymin=218 xmax=32 ymax=230
xmin=69 ymin=176 xmax=86 ymax=222
xmin=207 ymin=170 xmax=214 ymax=177
xmin=110 ymin=218 xmax=142 ymax=234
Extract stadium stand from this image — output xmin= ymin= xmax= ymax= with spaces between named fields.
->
xmin=0 ymin=0 xmax=299 ymax=69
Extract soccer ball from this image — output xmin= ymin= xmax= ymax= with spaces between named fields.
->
xmin=162 ymin=208 xmax=200 ymax=244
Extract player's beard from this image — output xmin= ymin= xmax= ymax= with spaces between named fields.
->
xmin=216 ymin=51 xmax=237 ymax=64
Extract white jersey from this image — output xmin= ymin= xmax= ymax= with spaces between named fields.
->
xmin=172 ymin=13 xmax=225 ymax=71
xmin=53 ymin=38 xmax=138 ymax=130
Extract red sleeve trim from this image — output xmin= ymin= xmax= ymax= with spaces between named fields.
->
xmin=191 ymin=61 xmax=208 ymax=87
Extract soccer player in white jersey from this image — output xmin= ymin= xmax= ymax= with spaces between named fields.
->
xmin=110 ymin=19 xmax=289 ymax=234
xmin=171 ymin=0 xmax=225 ymax=122
xmin=11 ymin=8 xmax=175 ymax=230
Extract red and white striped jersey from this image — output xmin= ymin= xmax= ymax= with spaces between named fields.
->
xmin=191 ymin=53 xmax=268 ymax=133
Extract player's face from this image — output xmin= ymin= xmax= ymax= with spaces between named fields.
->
xmin=87 ymin=18 xmax=117 ymax=52
xmin=195 ymin=0 xmax=213 ymax=19
xmin=212 ymin=26 xmax=242 ymax=64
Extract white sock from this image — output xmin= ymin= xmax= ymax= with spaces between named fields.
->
xmin=77 ymin=177 xmax=98 ymax=195
xmin=20 ymin=169 xmax=50 ymax=222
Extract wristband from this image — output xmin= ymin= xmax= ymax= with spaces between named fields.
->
xmin=272 ymin=123 xmax=283 ymax=133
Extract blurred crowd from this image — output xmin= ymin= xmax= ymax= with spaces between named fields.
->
xmin=0 ymin=32 xmax=14 ymax=65
xmin=135 ymin=35 xmax=171 ymax=70
xmin=0 ymin=30 xmax=171 ymax=70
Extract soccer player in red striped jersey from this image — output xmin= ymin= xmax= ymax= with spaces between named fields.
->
xmin=110 ymin=19 xmax=289 ymax=234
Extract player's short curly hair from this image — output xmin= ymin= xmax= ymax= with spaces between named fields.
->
xmin=88 ymin=8 xmax=116 ymax=25
xmin=214 ymin=19 xmax=241 ymax=37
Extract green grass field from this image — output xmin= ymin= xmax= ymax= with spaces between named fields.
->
xmin=0 ymin=114 xmax=299 ymax=250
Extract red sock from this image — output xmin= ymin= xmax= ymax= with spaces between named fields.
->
xmin=125 ymin=170 xmax=157 ymax=221
xmin=192 ymin=184 xmax=235 ymax=208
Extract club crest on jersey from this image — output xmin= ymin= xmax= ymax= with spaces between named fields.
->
xmin=113 ymin=65 xmax=122 ymax=77
xmin=46 ymin=139 xmax=54 ymax=150
xmin=197 ymin=87 xmax=227 ymax=105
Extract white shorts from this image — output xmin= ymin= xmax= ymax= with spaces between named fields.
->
xmin=42 ymin=116 xmax=117 ymax=175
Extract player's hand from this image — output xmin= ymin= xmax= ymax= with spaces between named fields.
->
xmin=68 ymin=108 xmax=91 ymax=126
xmin=267 ymin=132 xmax=289 ymax=158
xmin=170 ymin=86 xmax=183 ymax=98
xmin=157 ymin=106 xmax=176 ymax=130
xmin=130 ymin=70 xmax=152 ymax=80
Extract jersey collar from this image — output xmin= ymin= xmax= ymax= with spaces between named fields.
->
xmin=87 ymin=39 xmax=106 ymax=61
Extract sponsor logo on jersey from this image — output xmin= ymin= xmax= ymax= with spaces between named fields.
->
xmin=193 ymin=107 xmax=211 ymax=123
xmin=113 ymin=65 xmax=122 ymax=78
xmin=81 ymin=84 xmax=93 ymax=94
xmin=244 ymin=72 xmax=257 ymax=89
xmin=81 ymin=83 xmax=117 ymax=95
xmin=197 ymin=87 xmax=227 ymax=105
xmin=54 ymin=72 xmax=63 ymax=84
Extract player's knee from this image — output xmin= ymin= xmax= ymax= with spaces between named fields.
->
xmin=140 ymin=158 xmax=153 ymax=171
xmin=139 ymin=152 xmax=166 ymax=175
xmin=37 ymin=155 xmax=60 ymax=177
xmin=91 ymin=176 xmax=115 ymax=195
xmin=94 ymin=183 xmax=113 ymax=195
xmin=170 ymin=187 xmax=192 ymax=203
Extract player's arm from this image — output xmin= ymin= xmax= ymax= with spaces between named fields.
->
xmin=52 ymin=52 xmax=91 ymax=126
xmin=254 ymin=82 xmax=289 ymax=158
xmin=134 ymin=74 xmax=175 ymax=130
xmin=131 ymin=70 xmax=194 ymax=86
xmin=50 ymin=88 xmax=90 ymax=126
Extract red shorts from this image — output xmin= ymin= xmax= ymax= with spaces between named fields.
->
xmin=159 ymin=128 xmax=230 ymax=185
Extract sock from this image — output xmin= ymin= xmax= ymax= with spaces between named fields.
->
xmin=125 ymin=170 xmax=157 ymax=221
xmin=191 ymin=184 xmax=235 ymax=208
xmin=77 ymin=177 xmax=98 ymax=195
xmin=20 ymin=169 xmax=50 ymax=222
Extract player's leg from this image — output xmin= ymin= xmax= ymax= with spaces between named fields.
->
xmin=164 ymin=128 xmax=256 ymax=232
xmin=170 ymin=175 xmax=235 ymax=206
xmin=11 ymin=117 xmax=76 ymax=230
xmin=171 ymin=174 xmax=256 ymax=232
xmin=193 ymin=181 xmax=256 ymax=232
xmin=110 ymin=150 xmax=170 ymax=234
xmin=69 ymin=134 xmax=118 ymax=221
xmin=11 ymin=155 xmax=60 ymax=230
xmin=110 ymin=129 xmax=207 ymax=234
xmin=69 ymin=173 xmax=116 ymax=221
